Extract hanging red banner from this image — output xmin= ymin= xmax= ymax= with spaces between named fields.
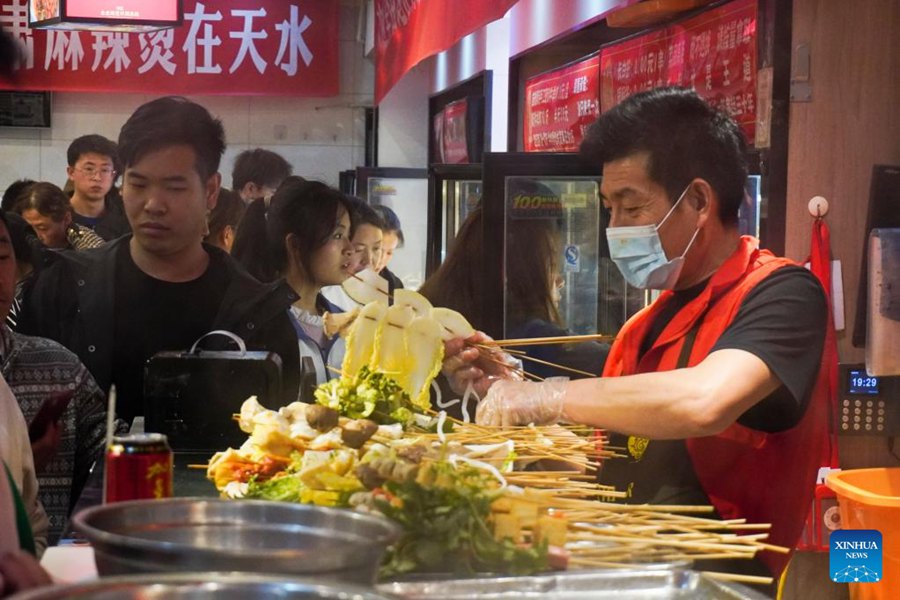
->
xmin=374 ymin=0 xmax=517 ymax=105
xmin=1 ymin=0 xmax=339 ymax=96
xmin=667 ymin=0 xmax=758 ymax=142
xmin=524 ymin=53 xmax=600 ymax=153
xmin=599 ymin=0 xmax=758 ymax=143
xmin=441 ymin=98 xmax=469 ymax=164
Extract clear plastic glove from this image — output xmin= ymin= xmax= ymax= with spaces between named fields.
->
xmin=475 ymin=378 xmax=568 ymax=427
xmin=442 ymin=331 xmax=522 ymax=397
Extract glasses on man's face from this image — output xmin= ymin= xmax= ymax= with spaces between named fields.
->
xmin=75 ymin=165 xmax=116 ymax=179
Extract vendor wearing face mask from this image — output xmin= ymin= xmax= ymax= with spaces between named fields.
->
xmin=444 ymin=87 xmax=832 ymax=580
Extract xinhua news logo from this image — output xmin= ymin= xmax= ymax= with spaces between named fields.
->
xmin=830 ymin=530 xmax=882 ymax=583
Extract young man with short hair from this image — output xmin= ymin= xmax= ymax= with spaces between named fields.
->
xmin=66 ymin=134 xmax=130 ymax=240
xmin=20 ymin=97 xmax=300 ymax=424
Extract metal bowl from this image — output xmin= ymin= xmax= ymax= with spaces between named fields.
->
xmin=72 ymin=498 xmax=401 ymax=584
xmin=10 ymin=573 xmax=393 ymax=599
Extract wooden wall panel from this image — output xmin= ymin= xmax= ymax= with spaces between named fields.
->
xmin=781 ymin=2 xmax=899 ymax=598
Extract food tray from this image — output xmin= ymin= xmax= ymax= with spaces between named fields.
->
xmin=377 ymin=568 xmax=770 ymax=599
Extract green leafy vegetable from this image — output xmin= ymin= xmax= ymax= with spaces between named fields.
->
xmin=374 ymin=460 xmax=548 ymax=578
xmin=314 ymin=366 xmax=418 ymax=425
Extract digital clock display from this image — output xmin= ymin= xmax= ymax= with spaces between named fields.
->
xmin=848 ymin=369 xmax=879 ymax=395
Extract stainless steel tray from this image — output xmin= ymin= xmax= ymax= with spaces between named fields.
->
xmin=377 ymin=569 xmax=771 ymax=599
xmin=10 ymin=573 xmax=392 ymax=599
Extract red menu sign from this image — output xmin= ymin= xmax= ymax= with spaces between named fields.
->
xmin=2 ymin=0 xmax=338 ymax=96
xmin=599 ymin=0 xmax=758 ymax=143
xmin=524 ymin=53 xmax=600 ymax=153
xmin=668 ymin=0 xmax=758 ymax=141
xmin=599 ymin=29 xmax=668 ymax=112
xmin=441 ymin=98 xmax=469 ymax=164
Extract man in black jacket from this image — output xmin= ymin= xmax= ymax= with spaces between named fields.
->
xmin=18 ymin=97 xmax=300 ymax=424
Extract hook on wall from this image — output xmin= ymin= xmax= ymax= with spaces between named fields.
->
xmin=808 ymin=195 xmax=829 ymax=219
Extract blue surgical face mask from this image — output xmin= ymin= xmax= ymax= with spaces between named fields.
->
xmin=606 ymin=184 xmax=700 ymax=290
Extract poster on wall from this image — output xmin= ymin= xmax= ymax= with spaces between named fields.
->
xmin=599 ymin=29 xmax=668 ymax=112
xmin=523 ymin=53 xmax=600 ymax=153
xmin=2 ymin=0 xmax=339 ymax=96
xmin=441 ymin=98 xmax=469 ymax=164
xmin=599 ymin=0 xmax=758 ymax=143
xmin=667 ymin=0 xmax=758 ymax=142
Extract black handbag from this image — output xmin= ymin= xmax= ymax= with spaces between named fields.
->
xmin=143 ymin=330 xmax=284 ymax=451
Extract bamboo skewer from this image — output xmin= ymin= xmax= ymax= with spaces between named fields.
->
xmin=488 ymin=333 xmax=616 ymax=347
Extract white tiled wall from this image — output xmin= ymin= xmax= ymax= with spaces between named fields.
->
xmin=0 ymin=0 xmax=373 ymax=192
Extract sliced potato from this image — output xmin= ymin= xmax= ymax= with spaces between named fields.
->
xmin=432 ymin=307 xmax=476 ymax=341
xmin=404 ymin=316 xmax=444 ymax=410
xmin=393 ymin=289 xmax=433 ymax=319
xmin=342 ymin=268 xmax=389 ymax=305
xmin=323 ymin=307 xmax=359 ymax=339
xmin=342 ymin=301 xmax=387 ymax=376
xmin=371 ymin=304 xmax=415 ymax=387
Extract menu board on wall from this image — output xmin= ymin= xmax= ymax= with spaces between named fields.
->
xmin=523 ymin=53 xmax=600 ymax=153
xmin=599 ymin=0 xmax=758 ymax=143
xmin=441 ymin=99 xmax=469 ymax=164
xmin=599 ymin=29 xmax=668 ymax=111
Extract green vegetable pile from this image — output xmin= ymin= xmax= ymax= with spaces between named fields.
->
xmin=374 ymin=460 xmax=548 ymax=577
xmin=314 ymin=366 xmax=418 ymax=425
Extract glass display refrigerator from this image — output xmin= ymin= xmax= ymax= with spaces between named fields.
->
xmin=426 ymin=164 xmax=482 ymax=276
xmin=355 ymin=167 xmax=429 ymax=291
xmin=480 ymin=152 xmax=648 ymax=341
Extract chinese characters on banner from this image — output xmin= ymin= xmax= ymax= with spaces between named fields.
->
xmin=600 ymin=0 xmax=758 ymax=142
xmin=524 ymin=53 xmax=600 ymax=153
xmin=374 ymin=0 xmax=517 ymax=104
xmin=0 ymin=0 xmax=338 ymax=96
xmin=441 ymin=98 xmax=469 ymax=164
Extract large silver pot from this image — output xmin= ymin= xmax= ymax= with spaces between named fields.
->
xmin=72 ymin=498 xmax=400 ymax=584
xmin=10 ymin=573 xmax=393 ymax=599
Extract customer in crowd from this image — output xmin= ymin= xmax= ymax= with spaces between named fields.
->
xmin=1 ymin=180 xmax=35 ymax=212
xmin=0 ymin=216 xmax=48 ymax=557
xmin=232 ymin=148 xmax=292 ymax=205
xmin=66 ymin=134 xmax=130 ymax=240
xmin=3 ymin=213 xmax=41 ymax=330
xmin=12 ymin=182 xmax=105 ymax=250
xmin=372 ymin=204 xmax=404 ymax=293
xmin=0 ymin=208 xmax=107 ymax=543
xmin=203 ymin=188 xmax=246 ymax=253
xmin=18 ymin=96 xmax=301 ymax=424
xmin=322 ymin=197 xmax=385 ymax=310
xmin=420 ymin=206 xmax=607 ymax=383
xmin=238 ymin=177 xmax=354 ymax=384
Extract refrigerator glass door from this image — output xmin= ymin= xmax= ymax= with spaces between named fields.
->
xmin=368 ymin=176 xmax=429 ymax=290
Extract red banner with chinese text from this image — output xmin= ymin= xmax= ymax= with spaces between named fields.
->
xmin=441 ymin=98 xmax=469 ymax=164
xmin=599 ymin=0 xmax=758 ymax=143
xmin=524 ymin=54 xmax=600 ymax=153
xmin=667 ymin=0 xmax=757 ymax=141
xmin=0 ymin=0 xmax=339 ymax=96
xmin=599 ymin=29 xmax=668 ymax=113
xmin=374 ymin=0 xmax=517 ymax=105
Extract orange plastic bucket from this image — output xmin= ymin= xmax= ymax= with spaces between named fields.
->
xmin=826 ymin=468 xmax=900 ymax=600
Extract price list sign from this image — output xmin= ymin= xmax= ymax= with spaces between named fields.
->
xmin=599 ymin=0 xmax=758 ymax=143
xmin=523 ymin=53 xmax=600 ymax=153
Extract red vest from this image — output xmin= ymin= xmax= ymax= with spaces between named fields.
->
xmin=602 ymin=236 xmax=830 ymax=576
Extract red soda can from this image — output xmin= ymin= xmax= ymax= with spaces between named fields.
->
xmin=105 ymin=433 xmax=173 ymax=503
